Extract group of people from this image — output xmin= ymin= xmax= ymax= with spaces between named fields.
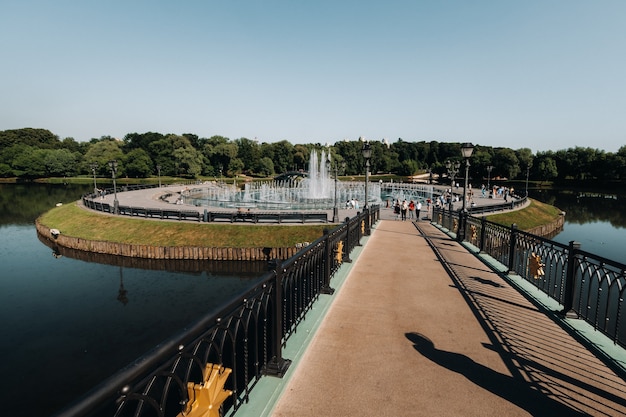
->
xmin=345 ymin=199 xmax=360 ymax=210
xmin=392 ymin=199 xmax=424 ymax=221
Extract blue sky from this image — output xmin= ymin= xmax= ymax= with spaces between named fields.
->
xmin=1 ymin=1 xmax=625 ymax=153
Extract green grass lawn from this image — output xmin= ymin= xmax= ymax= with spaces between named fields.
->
xmin=39 ymin=202 xmax=330 ymax=247
xmin=486 ymin=198 xmax=563 ymax=230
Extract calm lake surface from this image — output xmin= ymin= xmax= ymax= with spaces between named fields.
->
xmin=0 ymin=183 xmax=624 ymax=416
xmin=529 ymin=188 xmax=626 ymax=263
xmin=0 ymin=183 xmax=267 ymax=417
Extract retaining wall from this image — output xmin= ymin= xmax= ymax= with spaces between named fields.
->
xmin=36 ymin=221 xmax=299 ymax=261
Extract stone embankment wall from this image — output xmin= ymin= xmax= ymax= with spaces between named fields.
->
xmin=36 ymin=221 xmax=299 ymax=261
xmin=524 ymin=212 xmax=566 ymax=238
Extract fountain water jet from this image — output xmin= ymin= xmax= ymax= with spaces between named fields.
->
xmin=183 ymin=150 xmax=389 ymax=210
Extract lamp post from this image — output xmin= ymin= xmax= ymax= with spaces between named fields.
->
xmin=457 ymin=143 xmax=474 ymax=241
xmin=108 ymin=160 xmax=119 ymax=214
xmin=525 ymin=162 xmax=532 ymax=197
xmin=156 ymin=165 xmax=161 ymax=188
xmin=445 ymin=159 xmax=460 ymax=211
xmin=486 ymin=165 xmax=494 ymax=196
xmin=326 ymin=156 xmax=345 ymax=223
xmin=361 ymin=140 xmax=371 ymax=208
xmin=90 ymin=163 xmax=98 ymax=195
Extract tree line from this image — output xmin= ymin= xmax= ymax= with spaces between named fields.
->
xmin=1 ymin=127 xmax=625 ymax=183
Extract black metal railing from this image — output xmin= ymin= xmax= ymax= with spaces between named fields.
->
xmin=53 ymin=207 xmax=378 ymax=417
xmin=432 ymin=206 xmax=626 ymax=348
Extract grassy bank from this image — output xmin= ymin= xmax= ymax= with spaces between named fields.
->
xmin=486 ymin=198 xmax=563 ymax=230
xmin=38 ymin=203 xmax=329 ymax=247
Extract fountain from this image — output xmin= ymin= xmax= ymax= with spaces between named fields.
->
xmin=182 ymin=150 xmax=431 ymax=210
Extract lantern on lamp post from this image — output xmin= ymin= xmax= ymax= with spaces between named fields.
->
xmin=108 ymin=160 xmax=119 ymax=214
xmin=457 ymin=143 xmax=474 ymax=241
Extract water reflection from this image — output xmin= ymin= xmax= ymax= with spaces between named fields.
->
xmin=530 ymin=189 xmax=626 ymax=229
xmin=529 ymin=188 xmax=626 ymax=263
xmin=0 ymin=183 xmax=270 ymax=417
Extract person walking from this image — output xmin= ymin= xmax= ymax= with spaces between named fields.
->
xmin=408 ymin=200 xmax=415 ymax=219
xmin=416 ymin=200 xmax=422 ymax=221
xmin=401 ymin=200 xmax=408 ymax=221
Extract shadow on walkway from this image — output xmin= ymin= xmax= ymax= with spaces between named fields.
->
xmin=406 ymin=332 xmax=587 ymax=417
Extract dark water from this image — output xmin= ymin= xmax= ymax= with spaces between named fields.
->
xmin=529 ymin=189 xmax=626 ymax=264
xmin=0 ymin=183 xmax=266 ymax=417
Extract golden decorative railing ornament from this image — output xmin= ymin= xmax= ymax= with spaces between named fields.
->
xmin=438 ymin=213 xmax=442 ymax=224
xmin=470 ymin=225 xmax=477 ymax=242
xmin=453 ymin=219 xmax=458 ymax=231
xmin=177 ymin=364 xmax=233 ymax=417
xmin=335 ymin=240 xmax=344 ymax=264
xmin=361 ymin=220 xmax=365 ymax=234
xmin=528 ymin=252 xmax=545 ymax=279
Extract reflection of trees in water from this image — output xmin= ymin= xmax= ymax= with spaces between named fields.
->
xmin=531 ymin=189 xmax=626 ymax=229
xmin=0 ymin=182 xmax=93 ymax=225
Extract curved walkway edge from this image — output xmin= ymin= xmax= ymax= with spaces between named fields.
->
xmin=237 ymin=218 xmax=626 ymax=417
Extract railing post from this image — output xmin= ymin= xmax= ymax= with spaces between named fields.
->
xmin=508 ymin=223 xmax=518 ymax=274
xmin=343 ymin=217 xmax=352 ymax=263
xmin=262 ymin=259 xmax=291 ymax=377
xmin=561 ymin=240 xmax=581 ymax=318
xmin=321 ymin=229 xmax=335 ymax=295
xmin=479 ymin=216 xmax=487 ymax=252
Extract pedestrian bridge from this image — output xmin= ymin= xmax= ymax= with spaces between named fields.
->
xmin=55 ymin=193 xmax=626 ymax=417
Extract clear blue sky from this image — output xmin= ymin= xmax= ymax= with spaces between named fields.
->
xmin=2 ymin=1 xmax=625 ymax=153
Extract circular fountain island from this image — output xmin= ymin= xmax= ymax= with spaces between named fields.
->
xmin=183 ymin=150 xmax=384 ymax=211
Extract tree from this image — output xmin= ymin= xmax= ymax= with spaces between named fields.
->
xmin=269 ymin=140 xmax=294 ymax=174
xmin=44 ymin=149 xmax=79 ymax=177
xmin=168 ymin=134 xmax=204 ymax=177
xmin=494 ymin=148 xmax=520 ymax=180
xmin=234 ymin=137 xmax=260 ymax=174
xmin=123 ymin=148 xmax=154 ymax=177
xmin=535 ymin=152 xmax=558 ymax=184
xmin=12 ymin=146 xmax=47 ymax=177
xmin=256 ymin=157 xmax=275 ymax=177
xmin=515 ymin=148 xmax=534 ymax=179
xmin=83 ymin=140 xmax=124 ymax=176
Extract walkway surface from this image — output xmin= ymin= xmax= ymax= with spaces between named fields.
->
xmin=268 ymin=213 xmax=626 ymax=417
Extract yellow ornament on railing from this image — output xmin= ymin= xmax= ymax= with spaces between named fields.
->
xmin=528 ymin=252 xmax=545 ymax=279
xmin=178 ymin=364 xmax=233 ymax=417
xmin=453 ymin=219 xmax=458 ymax=230
xmin=470 ymin=225 xmax=477 ymax=241
xmin=335 ymin=241 xmax=344 ymax=264
xmin=361 ymin=220 xmax=365 ymax=234
xmin=438 ymin=214 xmax=442 ymax=224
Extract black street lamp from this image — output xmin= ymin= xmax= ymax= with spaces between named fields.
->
xmin=525 ymin=162 xmax=532 ymax=197
xmin=445 ymin=159 xmax=460 ymax=211
xmin=361 ymin=139 xmax=372 ymax=235
xmin=326 ymin=156 xmax=346 ymax=223
xmin=156 ymin=164 xmax=162 ymax=188
xmin=90 ymin=163 xmax=98 ymax=194
xmin=457 ymin=143 xmax=474 ymax=241
xmin=486 ymin=165 xmax=494 ymax=196
xmin=361 ymin=139 xmax=372 ymax=208
xmin=108 ymin=160 xmax=119 ymax=214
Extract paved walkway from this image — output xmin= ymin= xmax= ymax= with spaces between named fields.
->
xmin=268 ymin=216 xmax=626 ymax=417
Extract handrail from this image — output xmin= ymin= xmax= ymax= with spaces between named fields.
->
xmin=431 ymin=206 xmax=626 ymax=348
xmin=53 ymin=206 xmax=379 ymax=417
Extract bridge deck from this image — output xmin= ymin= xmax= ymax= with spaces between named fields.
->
xmin=241 ymin=210 xmax=626 ymax=417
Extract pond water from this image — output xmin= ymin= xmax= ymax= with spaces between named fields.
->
xmin=0 ymin=183 xmax=266 ymax=417
xmin=529 ymin=189 xmax=626 ymax=264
